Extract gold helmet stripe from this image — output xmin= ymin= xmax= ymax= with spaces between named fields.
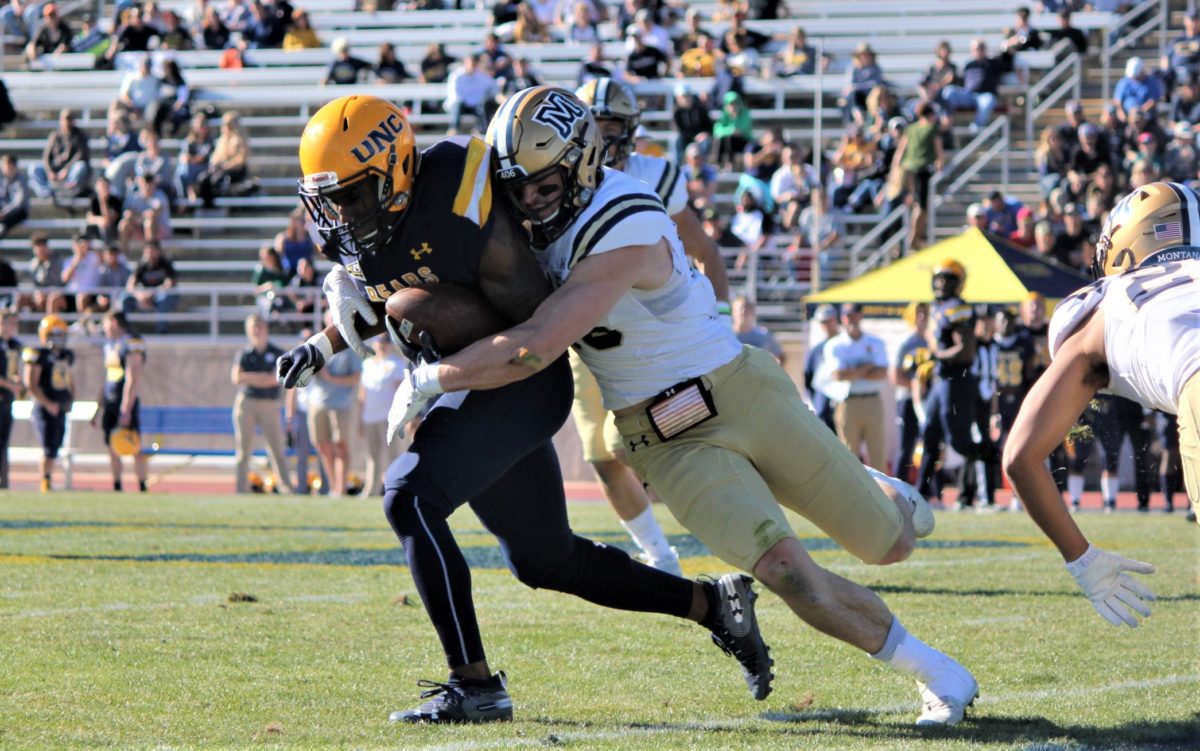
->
xmin=452 ymin=137 xmax=494 ymax=227
xmin=494 ymin=87 xmax=541 ymax=171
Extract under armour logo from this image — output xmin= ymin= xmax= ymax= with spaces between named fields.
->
xmin=629 ymin=435 xmax=650 ymax=452
xmin=410 ymin=242 xmax=433 ymax=261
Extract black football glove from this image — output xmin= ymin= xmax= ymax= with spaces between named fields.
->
xmin=385 ymin=317 xmax=442 ymax=364
xmin=276 ymin=342 xmax=326 ymax=388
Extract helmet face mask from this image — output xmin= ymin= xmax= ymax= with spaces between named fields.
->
xmin=931 ymin=259 xmax=965 ymax=300
xmin=298 ymin=95 xmax=416 ymax=259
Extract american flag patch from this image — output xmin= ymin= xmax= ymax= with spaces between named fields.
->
xmin=1154 ymin=222 xmax=1183 ymax=240
xmin=647 ymin=383 xmax=715 ymax=439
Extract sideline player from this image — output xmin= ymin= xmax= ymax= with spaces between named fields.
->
xmin=277 ymin=95 xmax=772 ymax=723
xmin=568 ymin=78 xmax=734 ymax=574
xmin=388 ymin=86 xmax=977 ymax=726
xmin=0 ymin=309 xmax=23 ymax=489
xmin=91 ymin=311 xmax=148 ymax=492
xmin=23 ymin=315 xmax=74 ymax=493
xmin=1002 ymin=181 xmax=1200 ymax=628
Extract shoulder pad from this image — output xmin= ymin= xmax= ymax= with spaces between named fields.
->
xmin=943 ymin=304 xmax=973 ymax=323
xmin=21 ymin=347 xmax=38 ymax=363
xmin=126 ymin=336 xmax=147 ymax=353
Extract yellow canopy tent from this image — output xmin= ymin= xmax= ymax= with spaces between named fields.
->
xmin=804 ymin=228 xmax=1091 ymax=317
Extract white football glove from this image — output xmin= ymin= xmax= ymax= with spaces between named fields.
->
xmin=323 ymin=264 xmax=377 ymax=359
xmin=387 ymin=361 xmax=444 ymax=445
xmin=1065 ymin=544 xmax=1156 ymax=628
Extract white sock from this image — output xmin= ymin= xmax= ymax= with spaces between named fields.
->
xmin=1067 ymin=474 xmax=1085 ymax=504
xmin=621 ymin=506 xmax=675 ymax=562
xmin=871 ymin=617 xmax=945 ymax=683
xmin=1101 ymin=474 xmax=1120 ymax=504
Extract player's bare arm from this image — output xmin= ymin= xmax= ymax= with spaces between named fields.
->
xmin=25 ymin=362 xmax=55 ymax=415
xmin=477 ymin=204 xmax=553 ymax=324
xmin=437 ymin=240 xmax=672 ymax=392
xmin=1002 ymin=309 xmax=1108 ymax=563
xmin=675 ymin=207 xmax=731 ymax=302
xmin=934 ymin=321 xmax=975 ymax=365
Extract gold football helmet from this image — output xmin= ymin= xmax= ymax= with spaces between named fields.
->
xmin=110 ymin=427 xmax=141 ymax=457
xmin=931 ymin=258 xmax=966 ymax=300
xmin=486 ymin=85 xmax=603 ymax=242
xmin=575 ymin=78 xmax=641 ymax=167
xmin=298 ymin=94 xmax=417 ymax=258
xmin=38 ymin=314 xmax=68 ymax=347
xmin=1094 ymin=181 xmax=1200 ymax=278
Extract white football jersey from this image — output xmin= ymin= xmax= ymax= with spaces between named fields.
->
xmin=1048 ymin=258 xmax=1200 ymax=413
xmin=623 ymin=152 xmax=688 ymax=216
xmin=536 ymin=168 xmax=741 ymax=409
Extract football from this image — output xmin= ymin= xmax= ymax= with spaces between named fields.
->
xmin=384 ymin=283 xmax=508 ymax=355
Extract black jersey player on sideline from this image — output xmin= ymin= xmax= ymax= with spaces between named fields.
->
xmin=274 ymin=95 xmax=771 ymax=723
xmin=23 ymin=315 xmax=74 ymax=493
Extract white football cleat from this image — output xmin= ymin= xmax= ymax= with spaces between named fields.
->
xmin=915 ymin=656 xmax=978 ymax=726
xmin=645 ymin=547 xmax=682 ymax=577
xmin=865 ymin=467 xmax=935 ymax=538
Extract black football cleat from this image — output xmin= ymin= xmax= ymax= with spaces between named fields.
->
xmin=707 ymin=573 xmax=774 ymax=700
xmin=389 ymin=671 xmax=513 ymax=724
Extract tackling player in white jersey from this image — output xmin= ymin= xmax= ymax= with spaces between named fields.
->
xmin=1004 ymin=181 xmax=1200 ymax=629
xmin=388 ymin=86 xmax=980 ymax=726
xmin=559 ymin=77 xmax=731 ymax=576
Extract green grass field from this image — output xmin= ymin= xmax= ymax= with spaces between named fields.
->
xmin=1 ymin=492 xmax=1196 ymax=750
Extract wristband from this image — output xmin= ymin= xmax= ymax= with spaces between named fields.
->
xmin=716 ymin=301 xmax=732 ymax=316
xmin=411 ymin=362 xmax=445 ymax=396
xmin=1065 ymin=543 xmax=1099 ymax=576
xmin=306 ymin=331 xmax=333 ymax=362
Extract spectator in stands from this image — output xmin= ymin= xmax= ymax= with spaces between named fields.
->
xmin=1097 ymin=104 xmax=1128 ymax=165
xmin=232 ymin=314 xmax=295 ymax=494
xmin=771 ymin=144 xmax=816 ymax=229
xmin=61 ymin=232 xmax=103 ymax=314
xmin=965 ymin=202 xmax=988 ymax=231
xmin=71 ymin=16 xmax=109 ymax=56
xmin=24 ymin=3 xmax=72 ymax=62
xmin=142 ymin=2 xmax=168 ymax=34
xmin=1129 ymin=131 xmax=1164 ymax=176
xmin=680 ymin=32 xmax=720 ymax=77
xmin=1172 ymin=78 xmax=1200 ymax=126
xmin=121 ymin=240 xmax=177 ymax=332
xmin=274 ymin=207 xmax=314 ymax=276
xmin=95 ymin=244 xmax=130 ymax=311
xmin=158 ymin=10 xmax=193 ymax=50
xmin=775 ymin=26 xmax=819 ymax=77
xmin=577 ymin=41 xmax=611 ymax=86
xmin=713 ymin=90 xmax=753 ymax=170
xmin=1054 ymin=203 xmax=1088 ymax=269
xmin=282 ymin=7 xmax=319 ymax=49
xmin=119 ymin=173 xmax=171 ymax=253
xmin=1033 ymin=219 xmax=1068 ymax=264
xmin=253 ymin=244 xmax=291 ymax=320
xmin=29 ymin=109 xmax=91 ymax=200
xmin=359 ymin=338 xmax=406 ymax=496
xmin=1004 ymin=6 xmax=1043 ymax=52
xmin=0 ymin=155 xmax=29 ymax=240
xmin=683 ymin=142 xmax=718 ymax=212
xmin=1036 ymin=126 xmax=1071 ymax=196
xmin=1113 ymin=57 xmax=1163 ymax=123
xmin=797 ymin=186 xmax=842 ymax=281
xmin=722 ymin=9 xmax=770 ymax=53
xmin=103 ymin=114 xmax=142 ymax=187
xmin=512 ymin=2 xmax=551 ymax=43
xmin=111 ymin=56 xmax=162 ymax=122
xmin=498 ymin=57 xmax=540 ymax=98
xmin=372 ymin=42 xmax=410 ymax=83
xmin=177 ymin=112 xmax=213 ymax=200
xmin=841 ymin=43 xmax=884 ymax=124
xmin=742 ymin=127 xmax=784 ymax=193
xmin=0 ymin=0 xmax=42 ymax=43
xmin=106 ymin=7 xmax=159 ymax=61
xmin=943 ymin=38 xmax=1012 ymax=131
xmin=86 ymin=175 xmax=122 ymax=243
xmin=1166 ymin=122 xmax=1198 ymax=182
xmin=110 ymin=128 xmax=173 ymax=202
xmin=145 ymin=60 xmax=191 ymax=138
xmin=672 ymin=84 xmax=712 ymax=158
xmin=307 ymin=313 xmax=361 ymax=497
xmin=477 ymin=31 xmax=511 ymax=77
xmin=419 ymin=42 xmax=456 ymax=84
xmin=894 ymin=102 xmax=943 ymax=250
xmin=1169 ymin=12 xmax=1200 ymax=84
xmin=626 ymin=7 xmax=671 ymax=57
xmin=984 ymin=190 xmax=1023 ymax=236
xmin=286 ymin=256 xmax=320 ymax=320
xmin=1008 ymin=207 xmax=1036 ymax=248
xmin=220 ymin=0 xmax=251 ymax=33
xmin=1055 ymin=100 xmax=1088 ymax=151
xmin=244 ymin=0 xmax=281 ymax=48
xmin=565 ymin=1 xmax=598 ymax=44
xmin=732 ymin=296 xmax=784 ymax=365
xmin=731 ymin=188 xmax=774 ymax=274
xmin=623 ymin=28 xmax=669 ymax=80
xmin=863 ymin=85 xmax=901 ymax=139
xmin=28 ymin=234 xmax=62 ymax=314
xmin=1129 ymin=158 xmax=1159 ymax=189
xmin=833 ymin=124 xmax=878 ymax=185
xmin=324 ymin=37 xmax=370 ymax=85
xmin=921 ymin=41 xmax=960 ymax=112
xmin=1070 ymin=122 xmax=1110 ymax=176
xmin=194 ymin=111 xmax=251 ymax=208
xmin=199 ymin=5 xmax=230 ymax=50
xmin=445 ymin=54 xmax=498 ymax=135
xmin=1047 ymin=8 xmax=1088 ymax=54
xmin=746 ymin=0 xmax=790 ymax=21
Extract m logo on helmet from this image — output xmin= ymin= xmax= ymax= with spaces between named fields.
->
xmin=531 ymin=90 xmax=587 ymax=140
xmin=350 ymin=113 xmax=406 ymax=164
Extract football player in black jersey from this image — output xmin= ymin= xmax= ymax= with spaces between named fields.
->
xmin=23 ymin=315 xmax=74 ymax=493
xmin=0 ymin=309 xmax=22 ymax=489
xmin=275 ymin=95 xmax=771 ymax=723
xmin=92 ymin=311 xmax=148 ymax=492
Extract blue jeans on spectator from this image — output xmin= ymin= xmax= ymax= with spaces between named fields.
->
xmin=447 ymin=99 xmax=490 ymax=133
xmin=1039 ymin=172 xmax=1063 ymax=198
xmin=28 ymin=162 xmax=91 ymax=198
xmin=1 ymin=1 xmax=42 ymax=40
xmin=941 ymin=86 xmax=996 ymax=128
xmin=120 ymin=289 xmax=178 ymax=333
